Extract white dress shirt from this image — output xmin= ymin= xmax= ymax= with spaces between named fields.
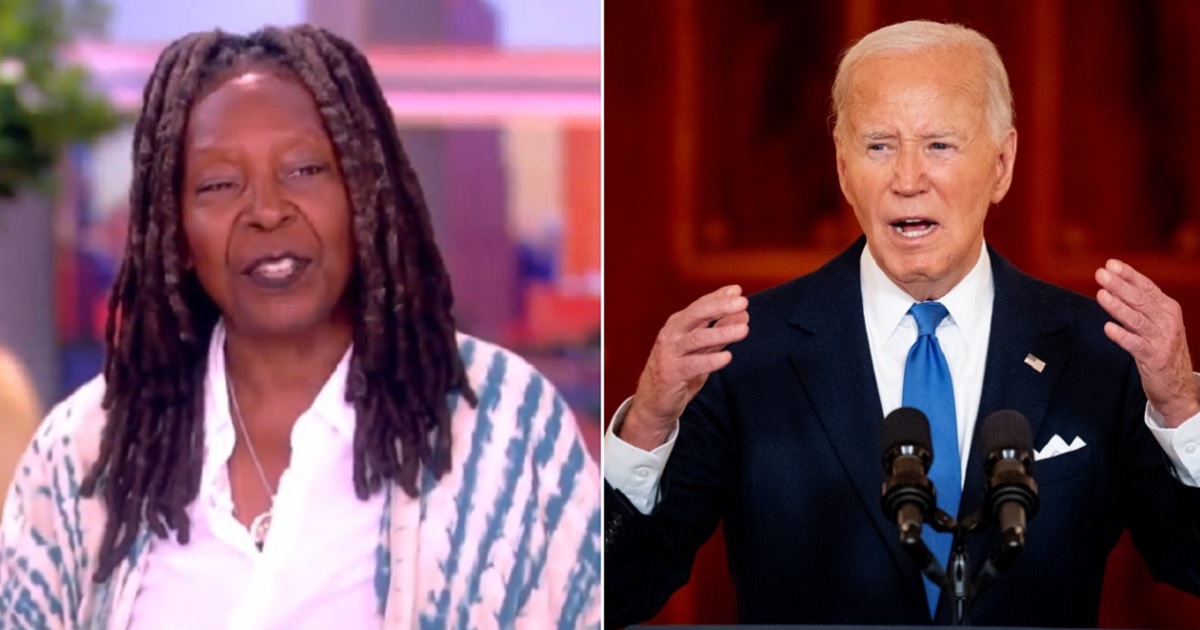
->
xmin=128 ymin=321 xmax=385 ymax=629
xmin=861 ymin=241 xmax=993 ymax=484
xmin=606 ymin=242 xmax=1200 ymax=513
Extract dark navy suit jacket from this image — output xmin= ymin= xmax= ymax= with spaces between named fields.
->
xmin=605 ymin=239 xmax=1200 ymax=627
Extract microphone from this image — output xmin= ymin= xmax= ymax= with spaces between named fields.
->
xmin=880 ymin=407 xmax=936 ymax=551
xmin=979 ymin=410 xmax=1039 ymax=571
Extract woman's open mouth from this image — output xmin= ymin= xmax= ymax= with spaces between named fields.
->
xmin=242 ymin=253 xmax=313 ymax=290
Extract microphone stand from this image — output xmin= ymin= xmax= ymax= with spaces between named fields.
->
xmin=950 ymin=511 xmax=984 ymax=625
xmin=898 ymin=509 xmax=1003 ymax=626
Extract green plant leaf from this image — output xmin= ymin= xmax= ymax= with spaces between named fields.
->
xmin=0 ymin=0 xmax=119 ymax=200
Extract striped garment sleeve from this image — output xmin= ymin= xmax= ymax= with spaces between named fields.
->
xmin=415 ymin=336 xmax=601 ymax=629
xmin=0 ymin=402 xmax=82 ymax=630
xmin=532 ymin=375 xmax=601 ymax=629
xmin=461 ymin=338 xmax=601 ymax=629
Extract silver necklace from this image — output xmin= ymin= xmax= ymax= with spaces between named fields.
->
xmin=227 ymin=378 xmax=275 ymax=550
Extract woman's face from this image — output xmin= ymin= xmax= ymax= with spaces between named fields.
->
xmin=181 ymin=68 xmax=354 ymax=338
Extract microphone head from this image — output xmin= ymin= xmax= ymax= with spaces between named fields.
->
xmin=882 ymin=407 xmax=932 ymax=452
xmin=880 ymin=407 xmax=935 ymax=522
xmin=980 ymin=410 xmax=1033 ymax=455
xmin=881 ymin=407 xmax=932 ymax=471
xmin=981 ymin=409 xmax=1040 ymax=525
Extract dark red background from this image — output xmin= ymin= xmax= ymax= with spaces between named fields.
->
xmin=604 ymin=0 xmax=1200 ymax=626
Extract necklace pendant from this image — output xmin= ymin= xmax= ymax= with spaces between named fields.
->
xmin=251 ymin=510 xmax=273 ymax=549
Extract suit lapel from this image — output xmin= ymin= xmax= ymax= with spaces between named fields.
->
xmin=784 ymin=240 xmax=927 ymax=606
xmin=778 ymin=243 xmax=1072 ymax=611
xmin=959 ymin=250 xmax=1069 ymax=568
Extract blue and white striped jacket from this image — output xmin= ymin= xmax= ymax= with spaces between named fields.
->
xmin=0 ymin=334 xmax=600 ymax=629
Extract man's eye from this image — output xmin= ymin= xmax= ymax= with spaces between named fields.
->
xmin=867 ymin=143 xmax=887 ymax=152
xmin=930 ymin=142 xmax=951 ymax=151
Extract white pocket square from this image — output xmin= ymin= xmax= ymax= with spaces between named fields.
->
xmin=1034 ymin=434 xmax=1087 ymax=461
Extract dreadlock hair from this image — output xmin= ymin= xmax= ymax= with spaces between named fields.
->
xmin=78 ymin=25 xmax=478 ymax=583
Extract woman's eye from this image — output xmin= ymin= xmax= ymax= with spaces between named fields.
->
xmin=196 ymin=181 xmax=235 ymax=194
xmin=290 ymin=164 xmax=328 ymax=178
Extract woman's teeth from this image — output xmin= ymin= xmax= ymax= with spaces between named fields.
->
xmin=252 ymin=257 xmax=299 ymax=279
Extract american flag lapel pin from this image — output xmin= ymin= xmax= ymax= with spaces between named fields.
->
xmin=1024 ymin=354 xmax=1046 ymax=373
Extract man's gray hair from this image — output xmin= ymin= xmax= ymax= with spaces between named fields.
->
xmin=831 ymin=20 xmax=1014 ymax=143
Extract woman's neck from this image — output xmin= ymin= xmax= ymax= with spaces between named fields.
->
xmin=221 ymin=316 xmax=353 ymax=410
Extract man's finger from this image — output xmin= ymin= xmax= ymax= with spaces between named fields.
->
xmin=1098 ymin=289 xmax=1156 ymax=336
xmin=1105 ymin=259 xmax=1161 ymax=296
xmin=1103 ymin=320 xmax=1148 ymax=357
xmin=1095 ymin=266 xmax=1152 ymax=312
xmin=679 ymin=323 xmax=749 ymax=355
xmin=676 ymin=351 xmax=733 ymax=380
xmin=673 ymin=286 xmax=747 ymax=331
xmin=713 ymin=310 xmax=750 ymax=328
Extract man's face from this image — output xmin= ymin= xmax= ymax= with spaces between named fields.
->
xmin=834 ymin=48 xmax=1017 ymax=300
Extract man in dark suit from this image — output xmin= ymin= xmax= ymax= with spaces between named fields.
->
xmin=604 ymin=20 xmax=1200 ymax=627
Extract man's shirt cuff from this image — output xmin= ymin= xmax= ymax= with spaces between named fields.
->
xmin=1145 ymin=373 xmax=1200 ymax=486
xmin=603 ymin=397 xmax=679 ymax=514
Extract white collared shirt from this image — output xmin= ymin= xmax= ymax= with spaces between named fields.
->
xmin=128 ymin=321 xmax=385 ymax=629
xmin=861 ymin=241 xmax=993 ymax=484
xmin=606 ymin=242 xmax=1200 ymax=513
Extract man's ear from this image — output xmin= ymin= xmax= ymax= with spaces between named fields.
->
xmin=991 ymin=128 xmax=1018 ymax=205
xmin=833 ymin=131 xmax=854 ymax=205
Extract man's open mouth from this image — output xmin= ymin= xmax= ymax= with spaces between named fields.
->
xmin=890 ymin=218 xmax=938 ymax=238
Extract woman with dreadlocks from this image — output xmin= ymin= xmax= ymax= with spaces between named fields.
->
xmin=0 ymin=25 xmax=599 ymax=629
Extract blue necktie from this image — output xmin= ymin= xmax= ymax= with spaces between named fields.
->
xmin=902 ymin=301 xmax=959 ymax=618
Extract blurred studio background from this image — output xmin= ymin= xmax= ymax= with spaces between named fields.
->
xmin=0 ymin=0 xmax=600 ymax=497
xmin=606 ymin=0 xmax=1200 ymax=627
